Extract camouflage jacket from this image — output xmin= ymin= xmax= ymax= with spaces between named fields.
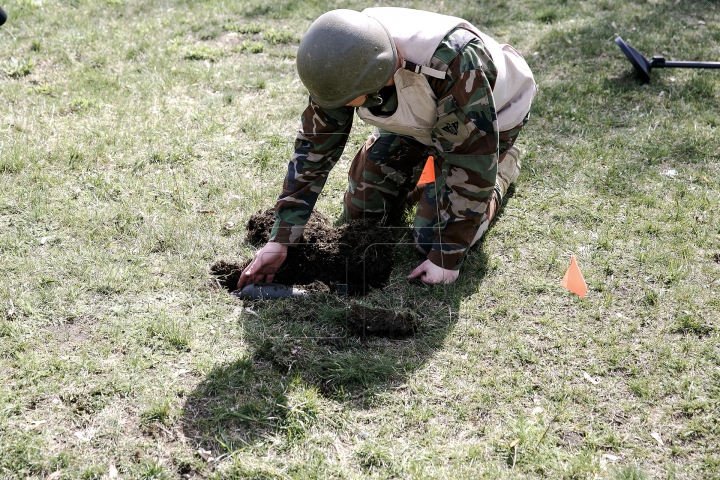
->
xmin=271 ymin=28 xmax=501 ymax=269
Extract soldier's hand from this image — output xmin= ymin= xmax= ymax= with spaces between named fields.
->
xmin=407 ymin=259 xmax=459 ymax=285
xmin=237 ymin=242 xmax=288 ymax=290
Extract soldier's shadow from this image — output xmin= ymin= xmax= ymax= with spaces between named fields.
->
xmin=180 ymin=192 xmax=515 ymax=452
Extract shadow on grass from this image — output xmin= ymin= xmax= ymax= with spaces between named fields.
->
xmin=181 ymin=225 xmax=497 ymax=452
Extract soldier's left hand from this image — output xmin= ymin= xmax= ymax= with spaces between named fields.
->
xmin=407 ymin=259 xmax=459 ymax=285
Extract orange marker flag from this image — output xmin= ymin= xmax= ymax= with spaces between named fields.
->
xmin=561 ymin=255 xmax=587 ymax=298
xmin=418 ymin=156 xmax=435 ymax=185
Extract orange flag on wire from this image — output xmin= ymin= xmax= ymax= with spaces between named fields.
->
xmin=418 ymin=156 xmax=435 ymax=184
xmin=561 ymin=255 xmax=587 ymax=297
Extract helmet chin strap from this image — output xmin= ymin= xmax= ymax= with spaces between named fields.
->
xmin=360 ymin=92 xmax=384 ymax=108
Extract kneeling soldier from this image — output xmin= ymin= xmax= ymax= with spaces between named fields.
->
xmin=239 ymin=7 xmax=536 ymax=287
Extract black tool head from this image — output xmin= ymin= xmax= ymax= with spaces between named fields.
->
xmin=0 ymin=7 xmax=7 ymax=26
xmin=615 ymin=36 xmax=651 ymax=82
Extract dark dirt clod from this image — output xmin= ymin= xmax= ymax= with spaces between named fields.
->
xmin=299 ymin=281 xmax=331 ymax=294
xmin=246 ymin=210 xmax=334 ymax=247
xmin=210 ymin=260 xmax=249 ymax=291
xmin=347 ymin=303 xmax=418 ymax=338
xmin=211 ymin=209 xmax=396 ymax=296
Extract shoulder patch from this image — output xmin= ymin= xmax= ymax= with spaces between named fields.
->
xmin=442 ymin=121 xmax=460 ymax=136
xmin=434 ymin=113 xmax=470 ymax=143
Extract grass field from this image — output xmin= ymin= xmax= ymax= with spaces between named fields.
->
xmin=1 ymin=0 xmax=719 ymax=478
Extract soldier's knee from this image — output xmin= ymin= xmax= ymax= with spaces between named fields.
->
xmin=343 ymin=197 xmax=387 ymax=221
xmin=342 ymin=201 xmax=361 ymax=221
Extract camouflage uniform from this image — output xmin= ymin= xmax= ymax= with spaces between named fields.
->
xmin=271 ymin=28 xmax=531 ymax=270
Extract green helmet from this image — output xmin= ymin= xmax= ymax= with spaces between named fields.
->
xmin=297 ymin=9 xmax=397 ymax=109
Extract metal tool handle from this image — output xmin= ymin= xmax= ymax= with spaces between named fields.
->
xmin=651 ymin=56 xmax=720 ymax=69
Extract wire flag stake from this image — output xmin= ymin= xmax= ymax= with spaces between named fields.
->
xmin=561 ymin=255 xmax=587 ymax=298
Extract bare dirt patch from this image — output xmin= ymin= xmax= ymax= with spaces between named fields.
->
xmin=46 ymin=314 xmax=97 ymax=350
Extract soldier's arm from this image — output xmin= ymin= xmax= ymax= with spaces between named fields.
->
xmin=425 ymin=33 xmax=500 ymax=270
xmin=270 ymin=99 xmax=354 ymax=244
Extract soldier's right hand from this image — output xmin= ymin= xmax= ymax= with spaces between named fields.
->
xmin=237 ymin=242 xmax=288 ymax=290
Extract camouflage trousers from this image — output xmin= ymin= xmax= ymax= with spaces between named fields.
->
xmin=343 ymin=116 xmax=528 ymax=259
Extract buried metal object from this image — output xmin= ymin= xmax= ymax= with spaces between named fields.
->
xmin=232 ymin=282 xmax=308 ymax=300
xmin=615 ymin=36 xmax=720 ymax=83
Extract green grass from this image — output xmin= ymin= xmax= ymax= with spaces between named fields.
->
xmin=1 ymin=0 xmax=720 ymax=478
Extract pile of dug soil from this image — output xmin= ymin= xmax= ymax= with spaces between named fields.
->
xmin=212 ymin=209 xmax=396 ymax=296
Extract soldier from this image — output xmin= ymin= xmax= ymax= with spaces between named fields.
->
xmin=238 ymin=7 xmax=536 ymax=288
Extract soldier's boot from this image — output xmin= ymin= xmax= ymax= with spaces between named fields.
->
xmin=494 ymin=145 xmax=521 ymax=202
